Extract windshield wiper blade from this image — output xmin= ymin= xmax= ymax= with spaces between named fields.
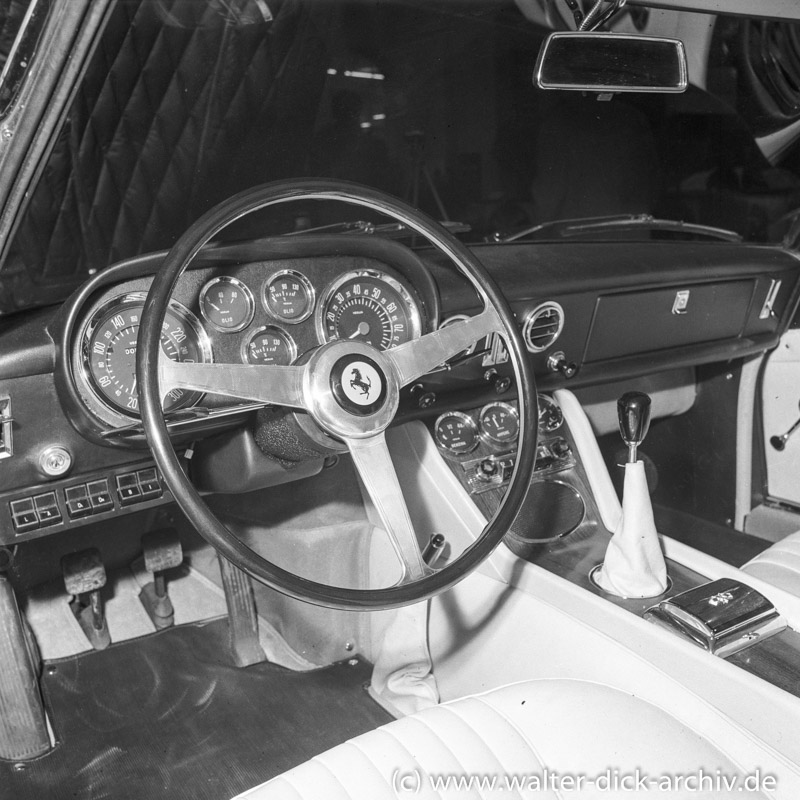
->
xmin=500 ymin=214 xmax=742 ymax=244
xmin=284 ymin=219 xmax=471 ymax=238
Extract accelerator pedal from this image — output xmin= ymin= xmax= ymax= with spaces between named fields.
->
xmin=139 ymin=528 xmax=183 ymax=630
xmin=0 ymin=571 xmax=50 ymax=759
xmin=217 ymin=554 xmax=267 ymax=667
xmin=62 ymin=548 xmax=111 ymax=651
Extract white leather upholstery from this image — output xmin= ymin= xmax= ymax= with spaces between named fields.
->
xmin=235 ymin=679 xmax=768 ymax=799
xmin=741 ymin=532 xmax=800 ymax=596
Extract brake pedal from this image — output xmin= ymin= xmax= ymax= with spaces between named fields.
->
xmin=61 ymin=548 xmax=111 ymax=650
xmin=139 ymin=528 xmax=183 ymax=630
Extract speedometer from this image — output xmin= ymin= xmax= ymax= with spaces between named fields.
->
xmin=317 ymin=269 xmax=421 ymax=350
xmin=81 ymin=293 xmax=211 ymax=416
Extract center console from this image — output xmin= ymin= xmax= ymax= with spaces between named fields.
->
xmin=421 ymin=390 xmax=800 ymax=699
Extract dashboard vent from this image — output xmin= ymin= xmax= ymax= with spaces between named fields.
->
xmin=522 ymin=302 xmax=564 ymax=353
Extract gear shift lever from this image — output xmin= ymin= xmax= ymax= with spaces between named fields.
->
xmin=618 ymin=391 xmax=651 ymax=463
xmin=593 ymin=390 xmax=668 ymax=598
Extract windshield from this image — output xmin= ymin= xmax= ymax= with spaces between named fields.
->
xmin=2 ymin=0 xmax=800 ymax=314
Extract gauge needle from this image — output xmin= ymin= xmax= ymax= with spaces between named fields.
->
xmin=348 ymin=322 xmax=370 ymax=339
xmin=207 ymin=301 xmax=222 ymax=312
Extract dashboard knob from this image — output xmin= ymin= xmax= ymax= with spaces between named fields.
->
xmin=546 ymin=351 xmax=577 ymax=379
xmin=479 ymin=458 xmax=499 ymax=480
xmin=39 ymin=445 xmax=73 ymax=478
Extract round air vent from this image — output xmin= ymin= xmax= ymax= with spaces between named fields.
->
xmin=522 ymin=301 xmax=564 ymax=353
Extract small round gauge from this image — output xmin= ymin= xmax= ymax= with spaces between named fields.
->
xmin=538 ymin=393 xmax=563 ymax=432
xmin=243 ymin=326 xmax=297 ymax=366
xmin=199 ymin=276 xmax=254 ymax=332
xmin=318 ymin=269 xmax=421 ymax=351
xmin=263 ymin=270 xmax=315 ymax=323
xmin=434 ymin=411 xmax=479 ymax=455
xmin=82 ymin=294 xmax=211 ymax=416
xmin=479 ymin=401 xmax=519 ymax=445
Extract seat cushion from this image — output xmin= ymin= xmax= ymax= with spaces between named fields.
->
xmin=741 ymin=531 xmax=800 ymax=596
xmin=234 ymin=679 xmax=768 ymax=799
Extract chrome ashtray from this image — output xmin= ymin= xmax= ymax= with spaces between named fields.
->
xmin=644 ymin=577 xmax=786 ymax=658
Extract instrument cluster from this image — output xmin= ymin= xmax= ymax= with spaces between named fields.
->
xmin=433 ymin=395 xmax=570 ymax=496
xmin=434 ymin=394 xmax=563 ymax=457
xmin=76 ymin=261 xmax=424 ymax=421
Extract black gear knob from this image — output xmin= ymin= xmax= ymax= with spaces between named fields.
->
xmin=618 ymin=391 xmax=651 ymax=463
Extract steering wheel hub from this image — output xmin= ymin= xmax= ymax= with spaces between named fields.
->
xmin=304 ymin=340 xmax=399 ymax=439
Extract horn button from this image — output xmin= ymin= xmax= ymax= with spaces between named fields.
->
xmin=304 ymin=342 xmax=400 ymax=439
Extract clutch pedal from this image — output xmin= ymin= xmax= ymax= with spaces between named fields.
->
xmin=62 ymin=548 xmax=111 ymax=650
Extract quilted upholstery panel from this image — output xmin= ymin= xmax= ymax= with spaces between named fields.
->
xmin=0 ymin=0 xmax=332 ymax=312
xmin=742 ymin=531 xmax=800 ymax=596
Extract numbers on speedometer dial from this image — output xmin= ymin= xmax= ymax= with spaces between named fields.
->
xmin=82 ymin=294 xmax=211 ymax=416
xmin=317 ymin=269 xmax=421 ymax=350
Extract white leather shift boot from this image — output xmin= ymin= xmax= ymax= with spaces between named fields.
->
xmin=595 ymin=460 xmax=668 ymax=598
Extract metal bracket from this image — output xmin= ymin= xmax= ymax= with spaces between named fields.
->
xmin=0 ymin=396 xmax=13 ymax=460
xmin=578 ymin=0 xmax=627 ymax=32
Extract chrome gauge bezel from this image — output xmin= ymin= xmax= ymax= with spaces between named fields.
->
xmin=315 ymin=268 xmax=422 ymax=350
xmin=434 ymin=410 xmax=480 ymax=455
xmin=479 ymin=401 xmax=520 ymax=446
xmin=79 ymin=292 xmax=213 ymax=419
xmin=537 ymin=393 xmax=564 ymax=432
xmin=199 ymin=275 xmax=255 ymax=333
xmin=241 ymin=325 xmax=298 ymax=366
xmin=262 ymin=269 xmax=316 ymax=324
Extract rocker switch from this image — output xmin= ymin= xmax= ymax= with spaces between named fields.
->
xmin=115 ymin=473 xmax=141 ymax=506
xmin=87 ymin=479 xmax=113 ymax=512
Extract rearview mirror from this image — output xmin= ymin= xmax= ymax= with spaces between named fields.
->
xmin=535 ymin=32 xmax=688 ymax=94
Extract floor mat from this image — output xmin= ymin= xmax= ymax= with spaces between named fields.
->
xmin=22 ymin=559 xmax=315 ymax=671
xmin=0 ymin=619 xmax=392 ymax=800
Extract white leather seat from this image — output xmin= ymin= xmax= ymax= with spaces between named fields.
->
xmin=234 ymin=679 xmax=768 ymax=799
xmin=741 ymin=532 xmax=800 ymax=596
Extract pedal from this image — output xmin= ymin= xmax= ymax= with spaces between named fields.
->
xmin=61 ymin=548 xmax=111 ymax=651
xmin=139 ymin=529 xmax=183 ymax=630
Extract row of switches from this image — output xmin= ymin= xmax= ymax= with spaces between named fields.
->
xmin=9 ymin=467 xmax=163 ymax=533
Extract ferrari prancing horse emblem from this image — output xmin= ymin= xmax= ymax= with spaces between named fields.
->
xmin=341 ymin=361 xmax=382 ymax=406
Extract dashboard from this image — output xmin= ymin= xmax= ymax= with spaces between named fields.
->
xmin=0 ymin=235 xmax=799 ymax=547
xmin=66 ymin=236 xmax=437 ymax=435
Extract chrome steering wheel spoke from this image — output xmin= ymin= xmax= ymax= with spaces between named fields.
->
xmin=385 ymin=307 xmax=503 ymax=387
xmin=158 ymin=357 xmax=308 ymax=410
xmin=346 ymin=432 xmax=430 ymax=582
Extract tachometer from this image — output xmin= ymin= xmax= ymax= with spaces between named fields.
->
xmin=82 ymin=293 xmax=211 ymax=416
xmin=317 ymin=269 xmax=421 ymax=350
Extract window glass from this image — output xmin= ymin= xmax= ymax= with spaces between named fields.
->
xmin=2 ymin=0 xmax=800 ymax=313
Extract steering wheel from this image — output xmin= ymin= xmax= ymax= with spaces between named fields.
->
xmin=137 ymin=180 xmax=537 ymax=610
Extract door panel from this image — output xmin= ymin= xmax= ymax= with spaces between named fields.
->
xmin=762 ymin=328 xmax=800 ymax=505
